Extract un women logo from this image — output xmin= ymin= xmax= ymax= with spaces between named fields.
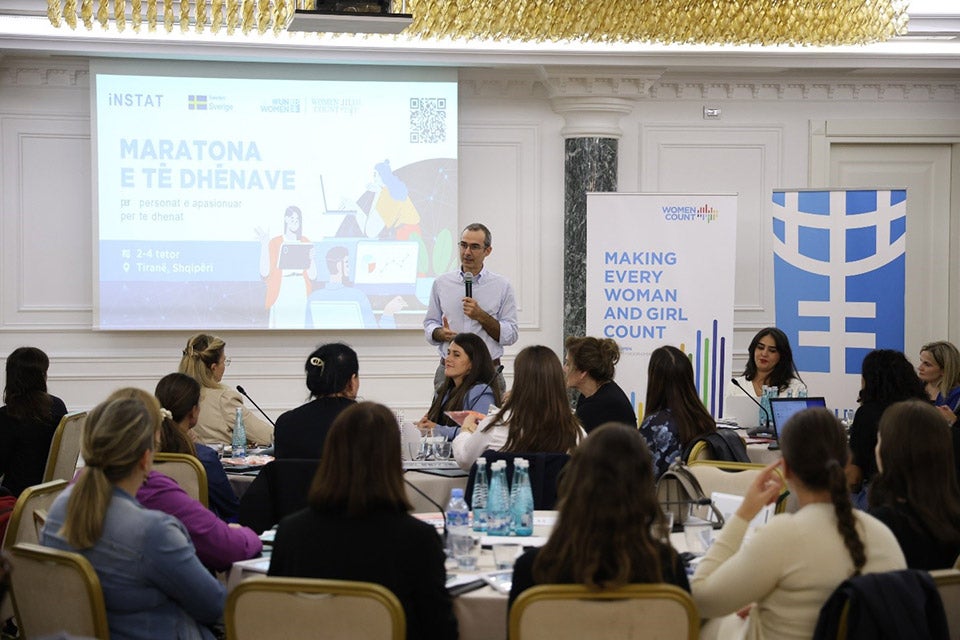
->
xmin=772 ymin=189 xmax=906 ymax=376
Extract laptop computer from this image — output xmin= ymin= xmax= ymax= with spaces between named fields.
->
xmin=318 ymin=175 xmax=358 ymax=216
xmin=768 ymin=396 xmax=827 ymax=449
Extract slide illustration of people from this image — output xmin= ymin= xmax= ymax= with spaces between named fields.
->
xmin=257 ymin=205 xmax=318 ymax=328
xmin=367 ymin=159 xmax=421 ymax=240
xmin=307 ymin=246 xmax=407 ymax=329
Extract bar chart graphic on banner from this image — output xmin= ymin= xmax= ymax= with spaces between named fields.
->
xmin=772 ymin=189 xmax=906 ymax=409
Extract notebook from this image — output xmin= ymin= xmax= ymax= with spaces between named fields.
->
xmin=769 ymin=396 xmax=827 ymax=446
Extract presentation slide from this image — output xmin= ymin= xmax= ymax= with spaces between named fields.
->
xmin=92 ymin=61 xmax=458 ymax=330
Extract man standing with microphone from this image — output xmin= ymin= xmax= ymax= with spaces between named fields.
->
xmin=424 ymin=223 xmax=518 ymax=391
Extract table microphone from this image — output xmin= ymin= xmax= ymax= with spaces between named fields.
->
xmin=465 ymin=364 xmax=504 ymax=413
xmin=236 ymin=385 xmax=276 ymax=427
xmin=404 ymin=477 xmax=448 ymax=542
xmin=729 ymin=378 xmax=772 ymax=433
xmin=463 ymin=271 xmax=473 ymax=298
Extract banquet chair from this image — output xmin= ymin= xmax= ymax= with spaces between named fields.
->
xmin=154 ymin=452 xmax=209 ymax=507
xmin=687 ymin=460 xmax=789 ymax=513
xmin=464 ymin=452 xmax=570 ymax=510
xmin=930 ymin=568 xmax=960 ymax=640
xmin=42 ymin=411 xmax=88 ymax=483
xmin=686 ymin=440 xmax=712 ymax=462
xmin=225 ymin=576 xmax=405 ymax=640
xmin=9 ymin=543 xmax=109 ymax=640
xmin=509 ymin=583 xmax=699 ymax=640
xmin=2 ymin=480 xmax=68 ymax=550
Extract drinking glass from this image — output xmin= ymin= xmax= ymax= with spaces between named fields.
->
xmin=451 ymin=533 xmax=479 ymax=570
xmin=406 ymin=440 xmax=424 ymax=461
xmin=491 ymin=543 xmax=522 ymax=570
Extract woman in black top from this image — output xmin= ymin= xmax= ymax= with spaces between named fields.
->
xmin=273 ymin=343 xmax=359 ymax=459
xmin=0 ymin=347 xmax=67 ymax=496
xmin=869 ymin=399 xmax=960 ymax=569
xmin=509 ymin=423 xmax=689 ymax=609
xmin=564 ymin=336 xmax=637 ymax=432
xmin=269 ymin=402 xmax=457 ymax=640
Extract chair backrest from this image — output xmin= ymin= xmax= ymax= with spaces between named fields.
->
xmin=238 ymin=459 xmax=320 ymax=534
xmin=43 ymin=411 xmax=88 ymax=483
xmin=153 ymin=452 xmax=209 ymax=508
xmin=686 ymin=440 xmax=711 ymax=462
xmin=225 ymin=576 xmax=405 ymax=640
xmin=2 ymin=479 xmax=68 ymax=550
xmin=9 ymin=542 xmax=109 ymax=640
xmin=509 ymin=583 xmax=699 ymax=640
xmin=930 ymin=568 xmax=960 ymax=640
xmin=687 ymin=460 xmax=788 ymax=513
xmin=464 ymin=451 xmax=570 ymax=510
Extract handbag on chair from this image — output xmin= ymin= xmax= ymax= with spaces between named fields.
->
xmin=656 ymin=461 xmax=725 ymax=529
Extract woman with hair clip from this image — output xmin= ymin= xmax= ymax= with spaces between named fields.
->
xmin=509 ymin=423 xmax=688 ymax=608
xmin=110 ymin=388 xmax=262 ymax=573
xmin=268 ymin=402 xmax=458 ymax=640
xmin=692 ymin=408 xmax=905 ymax=640
xmin=640 ymin=345 xmax=716 ymax=478
xmin=0 ymin=346 xmax=68 ymax=497
xmin=274 ymin=343 xmax=360 ymax=459
xmin=40 ymin=390 xmax=225 ymax=640
xmin=155 ymin=372 xmax=240 ymax=522
xmin=846 ymin=349 xmax=928 ymax=503
xmin=418 ymin=332 xmax=502 ymax=440
xmin=451 ymin=345 xmax=585 ymax=472
xmin=731 ymin=327 xmax=807 ymax=398
xmin=869 ymin=399 xmax=960 ymax=569
xmin=564 ymin=336 xmax=637 ymax=432
xmin=178 ymin=332 xmax=273 ymax=447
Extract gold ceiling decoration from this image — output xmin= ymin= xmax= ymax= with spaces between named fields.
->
xmin=46 ymin=0 xmax=910 ymax=45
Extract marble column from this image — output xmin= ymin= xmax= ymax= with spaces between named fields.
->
xmin=540 ymin=69 xmax=661 ymax=341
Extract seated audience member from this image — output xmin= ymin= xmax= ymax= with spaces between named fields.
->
xmin=563 ymin=336 xmax=637 ymax=432
xmin=40 ymin=391 xmax=225 ymax=640
xmin=869 ymin=399 xmax=960 ymax=569
xmin=155 ymin=372 xmax=240 ymax=522
xmin=0 ymin=347 xmax=68 ymax=497
xmin=730 ymin=327 xmax=807 ymax=399
xmin=639 ymin=345 xmax=716 ymax=477
xmin=847 ymin=349 xmax=927 ymax=503
xmin=692 ymin=408 xmax=906 ymax=640
xmin=268 ymin=402 xmax=457 ymax=640
xmin=418 ymin=332 xmax=502 ymax=440
xmin=178 ymin=333 xmax=273 ymax=447
xmin=509 ymin=423 xmax=688 ymax=608
xmin=274 ymin=343 xmax=359 ymax=459
xmin=917 ymin=340 xmax=960 ymax=425
xmin=110 ymin=388 xmax=262 ymax=573
xmin=452 ymin=345 xmax=585 ymax=471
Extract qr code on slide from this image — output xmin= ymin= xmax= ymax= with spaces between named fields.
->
xmin=410 ymin=97 xmax=447 ymax=143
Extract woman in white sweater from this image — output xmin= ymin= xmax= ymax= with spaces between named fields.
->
xmin=691 ymin=407 xmax=905 ymax=640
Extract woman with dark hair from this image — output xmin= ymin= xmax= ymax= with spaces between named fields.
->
xmin=731 ymin=327 xmax=807 ymax=398
xmin=509 ymin=423 xmax=688 ymax=608
xmin=268 ymin=402 xmax=457 ymax=640
xmin=692 ymin=408 xmax=905 ymax=640
xmin=40 ymin=390 xmax=224 ymax=639
xmin=257 ymin=205 xmax=318 ymax=328
xmin=847 ymin=349 xmax=928 ymax=498
xmin=178 ymin=333 xmax=273 ymax=447
xmin=451 ymin=345 xmax=585 ymax=471
xmin=418 ymin=333 xmax=502 ymax=439
xmin=869 ymin=400 xmax=960 ymax=569
xmin=155 ymin=372 xmax=240 ymax=522
xmin=639 ymin=345 xmax=716 ymax=478
xmin=0 ymin=347 xmax=68 ymax=496
xmin=109 ymin=388 xmax=262 ymax=573
xmin=274 ymin=343 xmax=359 ymax=459
xmin=564 ymin=336 xmax=636 ymax=432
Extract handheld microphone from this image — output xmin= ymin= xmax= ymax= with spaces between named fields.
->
xmin=236 ymin=385 xmax=276 ymax=427
xmin=730 ymin=378 xmax=772 ymax=432
xmin=463 ymin=271 xmax=473 ymax=298
xmin=403 ymin=477 xmax=448 ymax=542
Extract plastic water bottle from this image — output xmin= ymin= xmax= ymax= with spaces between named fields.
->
xmin=510 ymin=458 xmax=534 ymax=536
xmin=486 ymin=460 xmax=511 ymax=536
xmin=446 ymin=488 xmax=475 ymax=569
xmin=231 ymin=407 xmax=247 ymax=458
xmin=471 ymin=458 xmax=488 ymax=532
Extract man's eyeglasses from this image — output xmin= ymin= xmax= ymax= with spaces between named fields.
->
xmin=459 ymin=241 xmax=487 ymax=252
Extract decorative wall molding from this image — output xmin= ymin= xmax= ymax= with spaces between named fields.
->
xmin=0 ymin=57 xmax=89 ymax=87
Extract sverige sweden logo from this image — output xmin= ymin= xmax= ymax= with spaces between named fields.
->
xmin=772 ymin=189 xmax=906 ymax=375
